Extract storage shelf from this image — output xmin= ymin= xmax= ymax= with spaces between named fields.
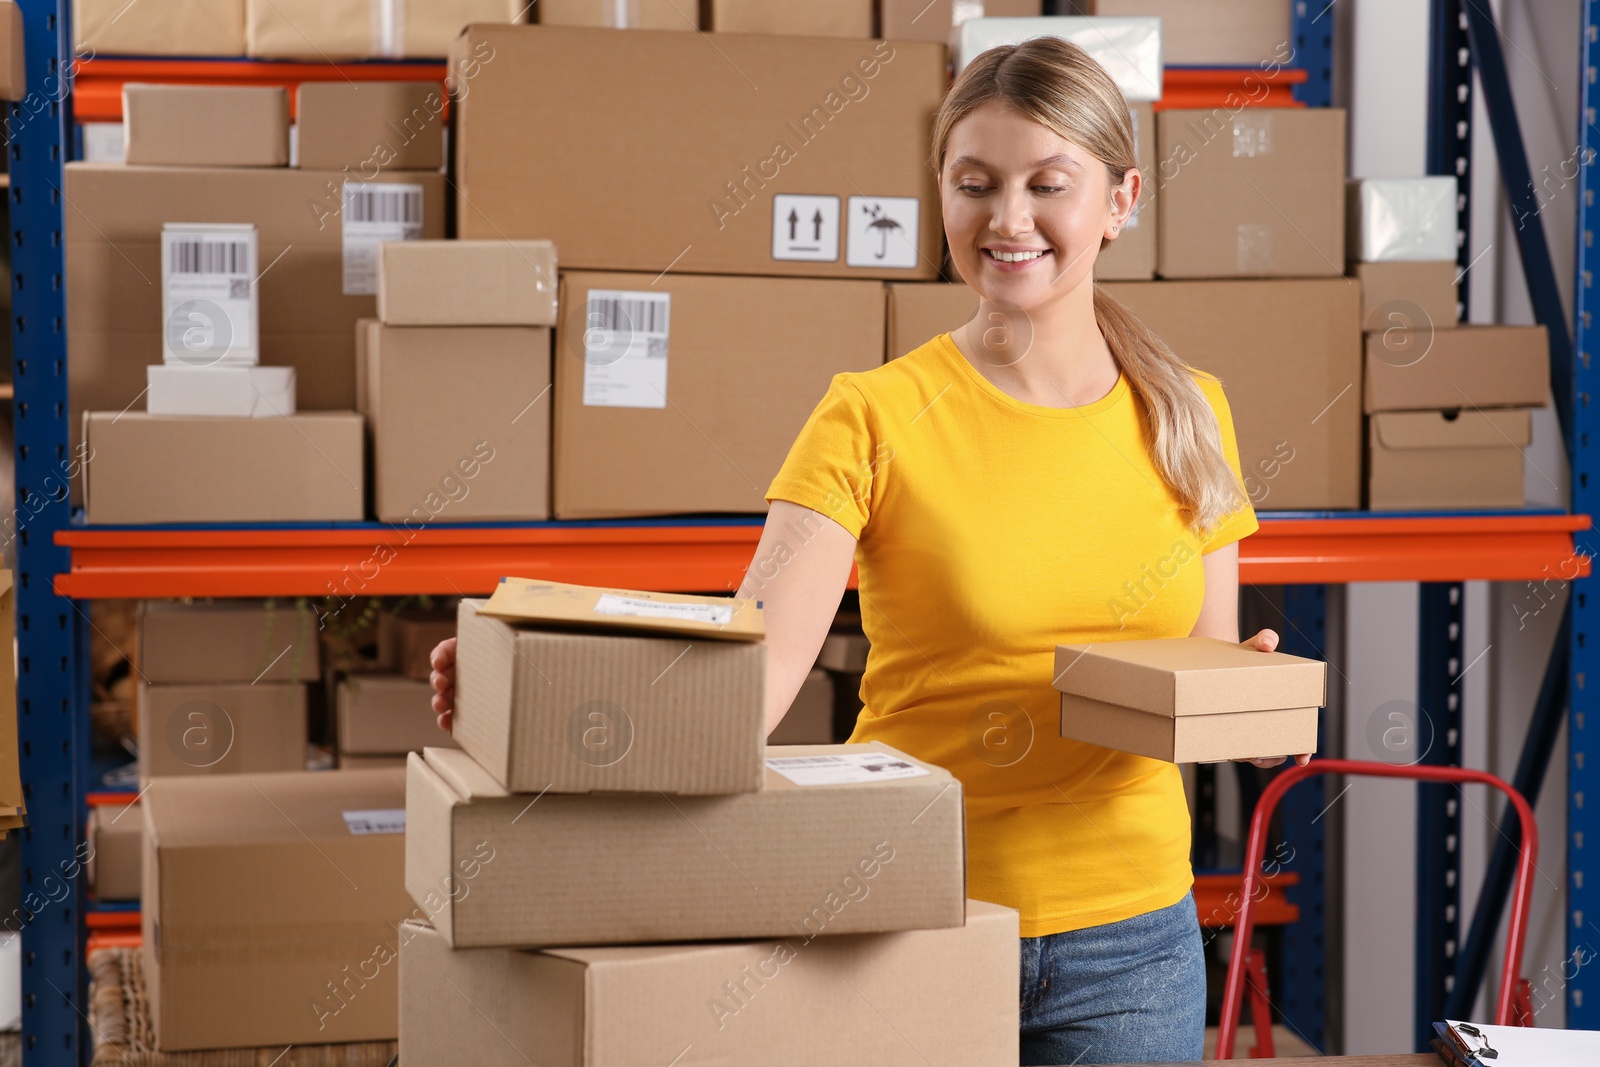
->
xmin=52 ymin=512 xmax=1591 ymax=599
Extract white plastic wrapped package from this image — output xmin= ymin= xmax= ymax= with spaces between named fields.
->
xmin=954 ymin=17 xmax=1163 ymax=102
xmin=1347 ymin=177 xmax=1459 ymax=263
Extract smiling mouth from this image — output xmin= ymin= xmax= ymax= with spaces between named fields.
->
xmin=983 ymin=248 xmax=1052 ymax=263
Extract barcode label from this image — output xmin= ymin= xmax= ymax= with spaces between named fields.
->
xmin=162 ymin=226 xmax=258 ymax=366
xmin=767 ymin=753 xmax=930 ymax=787
xmin=583 ymin=289 xmax=670 ymax=409
xmin=342 ymin=181 xmax=425 ymax=295
xmin=171 ymin=240 xmax=251 ymax=276
xmin=343 ymin=808 xmax=407 ymax=836
xmin=593 ymin=594 xmax=732 ymax=626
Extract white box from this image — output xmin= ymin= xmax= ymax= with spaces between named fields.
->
xmin=954 ymin=17 xmax=1162 ymax=101
xmin=146 ymin=365 xmax=296 ymax=417
xmin=1347 ymin=177 xmax=1458 ymax=262
xmin=161 ymin=222 xmax=259 ymax=366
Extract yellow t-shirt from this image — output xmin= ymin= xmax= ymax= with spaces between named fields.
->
xmin=764 ymin=331 xmax=1259 ymax=937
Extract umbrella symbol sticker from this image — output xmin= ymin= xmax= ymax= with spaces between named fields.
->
xmin=862 ymin=202 xmax=904 ymax=259
xmin=846 ymin=195 xmax=920 ymax=269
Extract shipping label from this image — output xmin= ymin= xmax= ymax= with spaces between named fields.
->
xmin=343 ymin=808 xmax=407 ymax=835
xmin=581 ymin=289 xmax=670 ymax=408
xmin=162 ymin=227 xmax=257 ymax=366
xmin=593 ymin=593 xmax=733 ymax=626
xmin=342 ymin=181 xmax=425 ymax=295
xmin=767 ymin=753 xmax=931 ymax=787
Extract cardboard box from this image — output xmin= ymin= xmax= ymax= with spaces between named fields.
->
xmin=377 ymin=240 xmax=557 ymax=326
xmin=881 ymin=0 xmax=1041 ymax=43
xmin=1099 ymin=278 xmax=1363 ymax=509
xmin=394 ymin=0 xmax=526 ymax=57
xmin=0 ymin=574 xmax=20 ymax=840
xmin=480 ymin=577 xmax=766 ymax=639
xmin=376 ymin=607 xmax=457 ymax=680
xmin=246 ymin=0 xmax=375 ymax=58
xmin=124 ymin=84 xmax=288 ymax=167
xmin=75 ymin=0 xmax=246 ymax=57
xmin=398 ymin=901 xmax=1020 ymax=1065
xmin=64 ymin=163 xmax=446 ymax=454
xmin=337 ymin=752 xmax=410 ymax=769
xmin=1054 ymin=638 xmax=1326 ymax=763
xmin=1355 ymin=260 xmax=1459 ymax=333
xmin=1156 ymin=108 xmax=1346 ymax=279
xmin=538 ymin=0 xmax=696 ymax=28
xmin=1098 ymin=101 xmax=1156 ymax=280
xmin=555 ymin=271 xmax=886 ymax=517
xmin=953 ymin=17 xmax=1162 ymax=98
xmin=161 ymin=223 xmax=259 ymax=366
xmin=817 ymin=631 xmax=870 ymax=673
xmin=0 ymin=1 xmax=23 ymax=100
xmin=138 ymin=599 xmax=320 ymax=684
xmin=451 ymin=25 xmax=944 ymax=279
xmin=82 ymin=411 xmax=363 ymax=524
xmin=887 ymin=282 xmax=978 ymax=359
xmin=137 ymin=681 xmax=308 ymax=783
xmin=88 ymin=803 xmax=143 ymax=901
xmin=454 ymin=594 xmax=765 ymax=793
xmin=1347 ymin=177 xmax=1458 ymax=263
xmin=707 ymin=0 xmax=872 ymax=37
xmin=769 ymin=667 xmax=834 ymax=745
xmin=338 ymin=674 xmax=459 ymax=755
xmin=1365 ymin=324 xmax=1550 ymax=413
xmin=296 ymin=81 xmax=445 ymax=171
xmin=1368 ymin=408 xmax=1531 ymax=511
xmin=146 ymin=364 xmax=296 ymax=417
xmin=365 ymin=325 xmax=552 ymax=522
xmin=142 ymin=769 xmax=411 ymax=1049
xmin=1086 ymin=0 xmax=1290 ymax=66
xmin=405 ymin=742 xmax=966 ymax=947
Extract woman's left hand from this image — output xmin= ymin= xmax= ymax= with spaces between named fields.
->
xmin=1234 ymin=628 xmax=1313 ymax=769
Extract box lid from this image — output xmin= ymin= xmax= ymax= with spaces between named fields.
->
xmin=480 ymin=578 xmax=764 ymax=641
xmin=1372 ymin=408 xmax=1532 ymax=450
xmin=1053 ymin=637 xmax=1327 ymax=716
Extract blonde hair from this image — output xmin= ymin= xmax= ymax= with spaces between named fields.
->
xmin=932 ymin=37 xmax=1248 ymax=539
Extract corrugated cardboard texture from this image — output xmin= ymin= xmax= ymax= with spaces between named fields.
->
xmin=366 ymin=325 xmax=552 ymax=521
xmin=887 ymin=282 xmax=978 ymax=359
xmin=1060 ymin=693 xmax=1319 ymax=763
xmin=1156 ymin=109 xmax=1345 ymax=278
xmin=406 ymin=743 xmax=966 ymax=948
xmin=0 ymin=2 xmax=22 ymax=100
xmin=1355 ymin=260 xmax=1459 ymax=333
xmin=451 ymin=25 xmax=944 ymax=279
xmin=1364 ymin=324 xmax=1551 ymax=412
xmin=453 ymin=599 xmax=766 ymax=793
xmin=538 ymin=0 xmax=696 ymax=29
xmin=1099 ymin=278 xmax=1363 ymax=509
xmin=881 ymin=0 xmax=1042 ymax=42
xmin=75 ymin=0 xmax=246 ymax=57
xmin=481 ymin=578 xmax=764 ymax=641
xmin=1088 ymin=0 xmax=1289 ymax=65
xmin=137 ymin=599 xmax=320 ymax=684
xmin=124 ymin=85 xmax=289 ymax=167
xmin=377 ymin=240 xmax=557 ymax=326
xmin=1054 ymin=638 xmax=1326 ymax=716
xmin=398 ymin=902 xmax=1020 ymax=1065
xmin=708 ymin=0 xmax=873 ymax=37
xmin=142 ymin=769 xmax=410 ymax=1049
xmin=89 ymin=803 xmax=144 ymax=901
xmin=555 ymin=271 xmax=886 ymax=516
xmin=1368 ymin=409 xmax=1531 ymax=511
xmin=1095 ymin=101 xmax=1156 ymax=280
xmin=82 ymin=412 xmax=364 ymax=523
xmin=64 ymin=163 xmax=445 ymax=460
xmin=376 ymin=608 xmax=457 ymax=679
xmin=247 ymin=0 xmax=376 ymax=58
xmin=136 ymin=681 xmax=308 ymax=784
xmin=768 ymin=667 xmax=834 ymax=745
xmin=296 ymin=81 xmax=445 ymax=171
xmin=338 ymin=675 xmax=459 ymax=755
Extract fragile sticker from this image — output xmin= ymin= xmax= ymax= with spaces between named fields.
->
xmin=342 ymin=181 xmax=424 ymax=295
xmin=593 ymin=593 xmax=733 ymax=626
xmin=582 ymin=289 xmax=670 ymax=408
xmin=343 ymin=808 xmax=406 ymax=835
xmin=846 ymin=196 xmax=919 ymax=269
xmin=766 ymin=752 xmax=930 ymax=787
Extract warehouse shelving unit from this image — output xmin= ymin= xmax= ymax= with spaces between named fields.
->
xmin=7 ymin=1 xmax=1598 ymax=1062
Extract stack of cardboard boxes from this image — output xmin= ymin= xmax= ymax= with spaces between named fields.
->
xmin=1349 ymin=177 xmax=1550 ymax=509
xmin=336 ymin=604 xmax=465 ymax=768
xmin=399 ymin=579 xmax=1017 ymax=1061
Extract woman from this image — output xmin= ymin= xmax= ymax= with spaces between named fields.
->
xmin=431 ymin=37 xmax=1310 ymax=1066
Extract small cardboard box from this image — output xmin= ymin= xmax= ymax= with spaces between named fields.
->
xmin=887 ymin=282 xmax=979 ymax=359
xmin=707 ymin=0 xmax=872 ymax=37
xmin=954 ymin=17 xmax=1162 ymax=96
xmin=246 ymin=0 xmax=376 ymax=58
xmin=391 ymin=0 xmax=526 ymax=57
xmin=1054 ymin=638 xmax=1326 ymax=763
xmin=376 ymin=607 xmax=457 ymax=680
xmin=296 ymin=81 xmax=445 ymax=172
xmin=1157 ymin=108 xmax=1346 ymax=278
xmin=377 ymin=240 xmax=557 ymax=326
xmin=769 ymin=667 xmax=834 ymax=745
xmin=1087 ymin=0 xmax=1289 ymax=65
xmin=405 ymin=742 xmax=966 ymax=948
xmin=881 ymin=0 xmax=1041 ymax=43
xmin=0 ymin=1 xmax=23 ymax=100
xmin=454 ymin=584 xmax=765 ymax=793
xmin=124 ymin=84 xmax=289 ymax=167
xmin=365 ymin=324 xmax=552 ymax=522
xmin=82 ymin=411 xmax=364 ymax=523
xmin=1364 ymin=324 xmax=1550 ymax=412
xmin=338 ymin=674 xmax=459 ymax=755
xmin=146 ymin=364 xmax=295 ymax=417
xmin=1355 ymin=260 xmax=1459 ymax=333
xmin=1367 ymin=408 xmax=1531 ymax=511
xmin=88 ymin=803 xmax=143 ymax=901
xmin=538 ymin=0 xmax=696 ymax=28
xmin=137 ymin=681 xmax=308 ymax=784
xmin=1096 ymin=101 xmax=1157 ymax=281
xmin=398 ymin=901 xmax=1020 ymax=1065
xmin=1347 ymin=177 xmax=1459 ymax=263
xmin=142 ymin=769 xmax=411 ymax=1049
xmin=75 ymin=0 xmax=246 ymax=57
xmin=137 ymin=599 xmax=320 ymax=685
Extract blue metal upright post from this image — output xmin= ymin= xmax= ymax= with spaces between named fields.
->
xmin=10 ymin=0 xmax=86 ymax=1062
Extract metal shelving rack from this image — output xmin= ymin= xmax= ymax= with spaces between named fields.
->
xmin=6 ymin=0 xmax=1597 ymax=1061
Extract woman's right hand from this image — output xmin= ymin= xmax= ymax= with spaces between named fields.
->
xmin=430 ymin=637 xmax=457 ymax=731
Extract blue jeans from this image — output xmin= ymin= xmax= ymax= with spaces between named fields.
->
xmin=1019 ymin=890 xmax=1207 ymax=1065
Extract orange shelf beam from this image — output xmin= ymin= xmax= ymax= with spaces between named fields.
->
xmin=51 ymin=514 xmax=1592 ymax=600
xmin=1194 ymin=871 xmax=1301 ymax=929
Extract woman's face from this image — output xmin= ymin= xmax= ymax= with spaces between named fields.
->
xmin=941 ymin=100 xmax=1136 ymax=310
